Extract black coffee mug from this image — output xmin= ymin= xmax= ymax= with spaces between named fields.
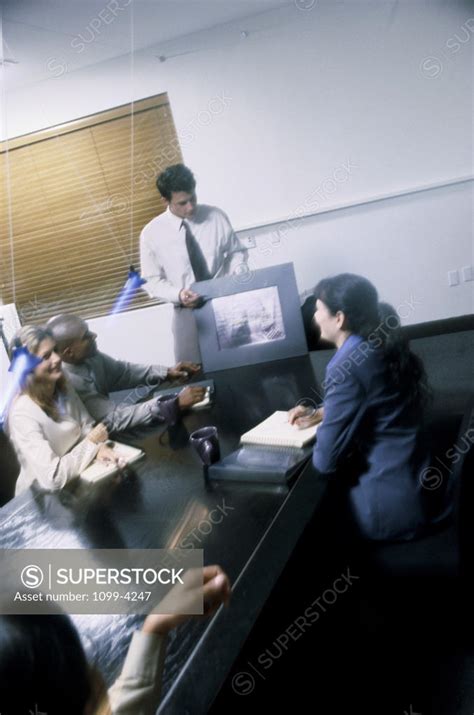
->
xmin=155 ymin=393 xmax=180 ymax=425
xmin=189 ymin=426 xmax=220 ymax=466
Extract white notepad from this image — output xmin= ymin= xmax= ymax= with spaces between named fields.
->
xmin=240 ymin=410 xmax=319 ymax=449
xmin=81 ymin=441 xmax=144 ymax=482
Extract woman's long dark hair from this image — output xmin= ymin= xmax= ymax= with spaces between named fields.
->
xmin=314 ymin=273 xmax=428 ymax=410
xmin=0 ymin=613 xmax=92 ymax=715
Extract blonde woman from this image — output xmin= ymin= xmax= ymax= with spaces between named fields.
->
xmin=6 ymin=325 xmax=119 ymax=496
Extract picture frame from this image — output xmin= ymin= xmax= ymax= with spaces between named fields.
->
xmin=192 ymin=263 xmax=308 ymax=371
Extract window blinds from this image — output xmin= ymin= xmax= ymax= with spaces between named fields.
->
xmin=0 ymin=94 xmax=182 ymax=324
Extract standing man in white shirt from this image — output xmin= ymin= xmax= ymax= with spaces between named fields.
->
xmin=140 ymin=164 xmax=247 ymax=362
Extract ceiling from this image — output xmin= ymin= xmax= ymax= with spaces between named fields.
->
xmin=0 ymin=0 xmax=291 ymax=90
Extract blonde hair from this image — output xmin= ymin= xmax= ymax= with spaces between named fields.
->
xmin=10 ymin=324 xmax=67 ymax=420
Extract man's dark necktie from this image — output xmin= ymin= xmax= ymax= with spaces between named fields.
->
xmin=182 ymin=220 xmax=211 ymax=282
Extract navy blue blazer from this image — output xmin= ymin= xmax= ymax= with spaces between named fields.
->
xmin=313 ymin=334 xmax=433 ymax=541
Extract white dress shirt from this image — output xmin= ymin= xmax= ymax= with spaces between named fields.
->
xmin=140 ymin=204 xmax=246 ymax=303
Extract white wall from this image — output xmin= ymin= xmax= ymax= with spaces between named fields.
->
xmin=87 ymin=303 xmax=175 ymax=365
xmin=3 ymin=1 xmax=473 ymax=362
xmin=242 ymin=179 xmax=473 ymax=325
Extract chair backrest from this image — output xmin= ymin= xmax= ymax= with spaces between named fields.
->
xmin=0 ymin=430 xmax=20 ymax=506
xmin=450 ymin=399 xmax=474 ymax=575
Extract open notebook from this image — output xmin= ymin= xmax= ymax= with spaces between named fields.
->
xmin=80 ymin=442 xmax=144 ymax=483
xmin=240 ymin=410 xmax=319 ymax=449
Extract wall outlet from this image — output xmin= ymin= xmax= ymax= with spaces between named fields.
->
xmin=448 ymin=269 xmax=460 ymax=286
xmin=461 ymin=265 xmax=473 ymax=282
xmin=240 ymin=235 xmax=256 ymax=249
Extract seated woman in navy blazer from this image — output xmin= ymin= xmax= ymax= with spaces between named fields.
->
xmin=289 ymin=273 xmax=446 ymax=542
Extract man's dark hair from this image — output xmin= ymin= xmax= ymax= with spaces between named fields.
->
xmin=156 ymin=164 xmax=196 ymax=200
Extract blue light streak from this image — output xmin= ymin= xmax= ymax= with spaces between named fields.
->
xmin=110 ymin=268 xmax=146 ymax=316
xmin=0 ymin=347 xmax=42 ymax=424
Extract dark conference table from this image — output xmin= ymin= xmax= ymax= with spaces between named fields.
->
xmin=0 ymin=355 xmax=328 ymax=714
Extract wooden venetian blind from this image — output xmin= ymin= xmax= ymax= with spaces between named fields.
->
xmin=0 ymin=94 xmax=182 ymax=324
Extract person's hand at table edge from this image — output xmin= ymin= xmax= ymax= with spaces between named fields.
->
xmin=142 ymin=565 xmax=231 ymax=635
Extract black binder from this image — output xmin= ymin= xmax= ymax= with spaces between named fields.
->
xmin=207 ymin=444 xmax=313 ymax=484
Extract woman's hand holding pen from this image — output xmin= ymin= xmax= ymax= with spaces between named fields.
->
xmin=96 ymin=444 xmax=123 ymax=466
xmin=88 ymin=423 xmax=124 ymax=467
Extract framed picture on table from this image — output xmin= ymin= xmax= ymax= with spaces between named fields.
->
xmin=192 ymin=262 xmax=308 ymax=372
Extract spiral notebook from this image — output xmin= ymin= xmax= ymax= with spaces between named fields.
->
xmin=240 ymin=411 xmax=318 ymax=449
xmin=80 ymin=442 xmax=144 ymax=482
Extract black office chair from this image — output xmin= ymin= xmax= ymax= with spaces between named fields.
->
xmin=352 ymin=401 xmax=474 ymax=712
xmin=354 ymin=397 xmax=474 ymax=662
xmin=0 ymin=429 xmax=20 ymax=506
